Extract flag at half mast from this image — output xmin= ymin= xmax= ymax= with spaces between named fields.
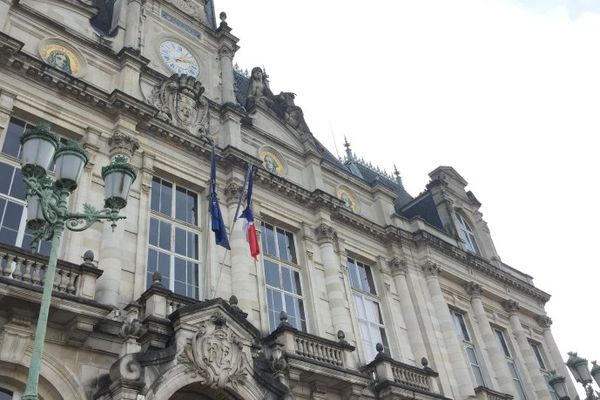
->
xmin=239 ymin=166 xmax=260 ymax=260
xmin=209 ymin=145 xmax=230 ymax=250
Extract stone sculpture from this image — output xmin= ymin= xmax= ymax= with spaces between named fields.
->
xmin=148 ymin=73 xmax=209 ymax=136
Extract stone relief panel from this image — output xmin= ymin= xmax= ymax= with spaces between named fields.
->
xmin=177 ymin=312 xmax=251 ymax=391
xmin=147 ymin=73 xmax=209 ymax=136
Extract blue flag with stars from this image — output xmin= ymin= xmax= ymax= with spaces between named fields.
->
xmin=209 ymin=145 xmax=230 ymax=250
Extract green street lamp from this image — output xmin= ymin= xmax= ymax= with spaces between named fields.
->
xmin=566 ymin=352 xmax=600 ymax=400
xmin=19 ymin=123 xmax=137 ymax=400
xmin=548 ymin=370 xmax=570 ymax=400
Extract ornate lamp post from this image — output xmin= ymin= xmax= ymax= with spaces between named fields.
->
xmin=560 ymin=352 xmax=600 ymax=400
xmin=19 ymin=123 xmax=137 ymax=400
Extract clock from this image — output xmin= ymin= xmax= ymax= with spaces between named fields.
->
xmin=159 ymin=40 xmax=199 ymax=77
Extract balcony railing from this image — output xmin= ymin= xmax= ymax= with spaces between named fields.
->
xmin=0 ymin=242 xmax=102 ymax=299
xmin=363 ymin=353 xmax=438 ymax=394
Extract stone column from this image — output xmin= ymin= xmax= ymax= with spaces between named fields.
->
xmin=226 ymin=182 xmax=258 ymax=325
xmin=219 ymin=46 xmax=236 ymax=104
xmin=315 ymin=223 xmax=353 ymax=339
xmin=536 ymin=315 xmax=578 ymax=399
xmin=423 ymin=261 xmax=475 ymax=400
xmin=96 ymin=132 xmax=139 ymax=306
xmin=389 ymin=258 xmax=427 ymax=363
xmin=465 ymin=282 xmax=514 ymax=394
xmin=504 ymin=300 xmax=550 ymax=400
xmin=124 ymin=0 xmax=143 ymax=50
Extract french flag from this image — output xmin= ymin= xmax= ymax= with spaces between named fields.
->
xmin=239 ymin=167 xmax=260 ymax=260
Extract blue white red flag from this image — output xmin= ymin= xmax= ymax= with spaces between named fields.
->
xmin=239 ymin=166 xmax=260 ymax=260
xmin=209 ymin=145 xmax=230 ymax=250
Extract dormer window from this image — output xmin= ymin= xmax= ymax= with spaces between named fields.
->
xmin=455 ymin=213 xmax=480 ymax=255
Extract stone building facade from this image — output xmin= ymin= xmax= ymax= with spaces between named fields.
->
xmin=0 ymin=1 xmax=576 ymax=399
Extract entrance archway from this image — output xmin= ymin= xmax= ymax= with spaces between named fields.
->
xmin=168 ymin=382 xmax=239 ymax=400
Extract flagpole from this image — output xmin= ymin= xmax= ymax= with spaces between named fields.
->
xmin=210 ymin=165 xmax=253 ymax=299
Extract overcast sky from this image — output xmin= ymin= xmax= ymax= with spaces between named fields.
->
xmin=217 ymin=0 xmax=600 ymax=380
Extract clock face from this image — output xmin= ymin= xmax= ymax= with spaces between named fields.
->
xmin=159 ymin=41 xmax=199 ymax=77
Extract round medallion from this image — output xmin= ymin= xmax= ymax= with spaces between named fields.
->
xmin=337 ymin=188 xmax=358 ymax=212
xmin=159 ymin=40 xmax=199 ymax=77
xmin=260 ymin=150 xmax=284 ymax=176
xmin=40 ymin=44 xmax=80 ymax=75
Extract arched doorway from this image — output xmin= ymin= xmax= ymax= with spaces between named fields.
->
xmin=168 ymin=383 xmax=240 ymax=400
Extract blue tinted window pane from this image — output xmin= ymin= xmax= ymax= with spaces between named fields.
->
xmin=150 ymin=177 xmax=161 ymax=212
xmin=10 ymin=168 xmax=25 ymax=199
xmin=160 ymin=181 xmax=172 ymax=216
xmin=276 ymin=228 xmax=289 ymax=261
xmin=262 ymin=223 xmax=276 ymax=257
xmin=282 ymin=267 xmax=293 ymax=292
xmin=0 ymin=387 xmax=14 ymax=400
xmin=148 ymin=218 xmax=159 ymax=246
xmin=0 ymin=163 xmax=14 ymax=195
xmin=348 ymin=260 xmax=361 ymax=290
xmin=2 ymin=118 xmax=26 ymax=157
xmin=175 ymin=227 xmax=186 ymax=256
xmin=158 ymin=221 xmax=171 ymax=250
xmin=264 ymin=260 xmax=280 ymax=288
xmin=3 ymin=201 xmax=22 ymax=230
xmin=286 ymin=231 xmax=296 ymax=263
xmin=0 ymin=227 xmax=18 ymax=246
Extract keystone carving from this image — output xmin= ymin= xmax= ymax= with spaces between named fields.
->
xmin=421 ymin=261 xmax=441 ymax=277
xmin=536 ymin=315 xmax=553 ymax=328
xmin=178 ymin=315 xmax=250 ymax=390
xmin=315 ymin=223 xmax=337 ymax=243
xmin=464 ymin=281 xmax=483 ymax=298
xmin=148 ymin=74 xmax=209 ymax=136
xmin=503 ymin=299 xmax=520 ymax=314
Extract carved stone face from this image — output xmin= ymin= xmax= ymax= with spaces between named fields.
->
xmin=251 ymin=67 xmax=263 ymax=81
xmin=176 ymin=94 xmax=196 ymax=126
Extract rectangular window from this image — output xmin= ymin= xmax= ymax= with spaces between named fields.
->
xmin=529 ymin=340 xmax=547 ymax=370
xmin=348 ymin=258 xmax=389 ymax=361
xmin=347 ymin=258 xmax=376 ymax=294
xmin=147 ymin=177 xmax=201 ymax=299
xmin=452 ymin=310 xmax=485 ymax=387
xmin=495 ymin=328 xmax=527 ymax=400
xmin=261 ymin=222 xmax=305 ymax=332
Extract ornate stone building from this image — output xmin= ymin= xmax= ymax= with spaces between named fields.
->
xmin=0 ymin=1 xmax=576 ymax=400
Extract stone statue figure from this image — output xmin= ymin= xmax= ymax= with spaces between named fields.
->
xmin=245 ymin=67 xmax=273 ymax=111
xmin=46 ymin=49 xmax=72 ymax=74
xmin=148 ymin=74 xmax=209 ymax=136
xmin=273 ymin=92 xmax=310 ymax=134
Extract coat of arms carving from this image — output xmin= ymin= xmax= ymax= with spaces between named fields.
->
xmin=178 ymin=313 xmax=250 ymax=389
xmin=148 ymin=73 xmax=209 ymax=136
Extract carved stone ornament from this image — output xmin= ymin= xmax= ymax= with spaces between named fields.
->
xmin=315 ymin=223 xmax=337 ymax=243
xmin=388 ymin=257 xmax=408 ymax=274
xmin=536 ymin=315 xmax=553 ymax=328
xmin=165 ymin=0 xmax=205 ymax=20
xmin=178 ymin=312 xmax=250 ymax=390
xmin=108 ymin=131 xmax=139 ymax=158
xmin=148 ymin=74 xmax=209 ymax=136
xmin=464 ymin=281 xmax=483 ymax=298
xmin=503 ymin=299 xmax=520 ymax=314
xmin=421 ymin=261 xmax=441 ymax=277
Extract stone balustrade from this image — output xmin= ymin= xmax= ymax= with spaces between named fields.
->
xmin=363 ymin=351 xmax=438 ymax=394
xmin=267 ymin=323 xmax=357 ymax=370
xmin=138 ymin=279 xmax=199 ymax=319
xmin=475 ymin=386 xmax=514 ymax=400
xmin=0 ymin=242 xmax=102 ymax=299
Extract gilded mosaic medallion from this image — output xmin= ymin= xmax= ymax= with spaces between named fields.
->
xmin=260 ymin=150 xmax=284 ymax=176
xmin=40 ymin=44 xmax=80 ymax=75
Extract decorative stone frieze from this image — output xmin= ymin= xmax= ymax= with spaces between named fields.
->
xmin=315 ymin=223 xmax=337 ymax=244
xmin=503 ymin=299 xmax=520 ymax=314
xmin=464 ymin=281 xmax=483 ymax=298
xmin=536 ymin=315 xmax=552 ymax=329
xmin=421 ymin=261 xmax=441 ymax=277
xmin=165 ymin=0 xmax=205 ymax=21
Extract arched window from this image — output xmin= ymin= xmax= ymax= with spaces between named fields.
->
xmin=455 ymin=212 xmax=480 ymax=255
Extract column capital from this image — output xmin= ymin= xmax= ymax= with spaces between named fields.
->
xmin=536 ymin=315 xmax=553 ymax=329
xmin=464 ymin=281 xmax=483 ymax=298
xmin=224 ymin=181 xmax=243 ymax=202
xmin=421 ymin=261 xmax=441 ymax=277
xmin=389 ymin=257 xmax=408 ymax=275
xmin=502 ymin=299 xmax=520 ymax=314
xmin=315 ymin=223 xmax=337 ymax=244
xmin=108 ymin=130 xmax=139 ymax=158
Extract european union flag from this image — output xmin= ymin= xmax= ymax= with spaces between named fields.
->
xmin=209 ymin=145 xmax=230 ymax=250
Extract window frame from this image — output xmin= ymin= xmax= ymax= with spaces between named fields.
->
xmin=494 ymin=327 xmax=528 ymax=400
xmin=451 ymin=309 xmax=486 ymax=388
xmin=347 ymin=257 xmax=390 ymax=361
xmin=455 ymin=211 xmax=480 ymax=255
xmin=147 ymin=176 xmax=202 ymax=299
xmin=260 ymin=221 xmax=307 ymax=332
